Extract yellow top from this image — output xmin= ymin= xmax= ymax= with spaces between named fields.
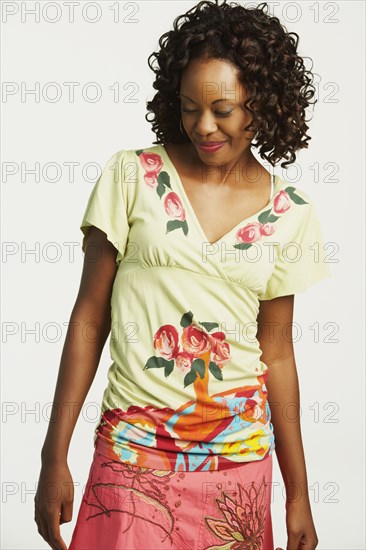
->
xmin=80 ymin=144 xmax=331 ymax=472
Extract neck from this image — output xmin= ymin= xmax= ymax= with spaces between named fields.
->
xmin=187 ymin=142 xmax=261 ymax=186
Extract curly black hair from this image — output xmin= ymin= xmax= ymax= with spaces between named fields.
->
xmin=145 ymin=0 xmax=317 ymax=168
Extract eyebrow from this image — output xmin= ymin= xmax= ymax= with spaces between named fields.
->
xmin=180 ymin=94 xmax=231 ymax=105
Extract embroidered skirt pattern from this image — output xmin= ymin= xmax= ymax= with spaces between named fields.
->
xmin=68 ymin=443 xmax=274 ymax=550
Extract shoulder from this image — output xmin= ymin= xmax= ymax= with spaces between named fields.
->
xmin=274 ymin=176 xmax=317 ymax=221
xmin=275 ymin=175 xmax=313 ymax=206
xmin=108 ymin=146 xmax=167 ymax=192
xmin=104 ymin=147 xmax=153 ymax=165
xmin=272 ymin=177 xmax=323 ymax=240
xmin=125 ymin=144 xmax=164 ymax=157
xmin=121 ymin=145 xmax=167 ymax=170
xmin=103 ymin=148 xmax=144 ymax=181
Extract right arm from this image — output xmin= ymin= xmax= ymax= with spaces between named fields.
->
xmin=34 ymin=226 xmax=119 ymax=550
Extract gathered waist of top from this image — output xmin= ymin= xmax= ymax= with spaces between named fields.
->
xmin=115 ymin=262 xmax=260 ymax=293
xmin=93 ymin=433 xmax=273 ymax=473
xmin=92 ymin=402 xmax=276 ymax=473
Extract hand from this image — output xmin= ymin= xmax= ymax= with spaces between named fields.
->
xmin=280 ymin=500 xmax=319 ymax=550
xmin=34 ymin=460 xmax=74 ymax=550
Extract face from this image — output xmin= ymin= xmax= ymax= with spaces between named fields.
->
xmin=179 ymin=57 xmax=256 ymax=165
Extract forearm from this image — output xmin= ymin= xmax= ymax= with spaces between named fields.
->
xmin=41 ymin=298 xmax=111 ymax=464
xmin=266 ymin=355 xmax=311 ymax=507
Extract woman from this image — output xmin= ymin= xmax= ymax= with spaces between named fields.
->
xmin=34 ymin=1 xmax=331 ymax=549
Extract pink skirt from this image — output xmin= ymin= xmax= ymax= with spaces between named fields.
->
xmin=68 ymin=445 xmax=274 ymax=550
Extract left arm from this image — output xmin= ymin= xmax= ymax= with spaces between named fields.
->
xmin=257 ymin=295 xmax=319 ymax=550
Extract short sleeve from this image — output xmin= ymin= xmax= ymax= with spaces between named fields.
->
xmin=258 ymin=199 xmax=331 ymax=300
xmin=80 ymin=149 xmax=130 ymax=265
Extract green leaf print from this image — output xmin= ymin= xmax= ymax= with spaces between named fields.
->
xmin=157 ymin=171 xmax=172 ymax=189
xmin=233 ymin=242 xmax=253 ymax=250
xmin=166 ymin=219 xmax=188 ymax=235
xmin=257 ymin=208 xmax=273 ymax=224
xmin=209 ymin=361 xmax=223 ymax=381
xmin=180 ymin=311 xmax=193 ymax=327
xmin=164 ymin=362 xmax=175 ymax=378
xmin=156 ymin=171 xmax=172 ymax=198
xmin=266 ymin=213 xmax=280 ymax=223
xmin=143 ymin=357 xmax=174 ymax=370
xmin=285 ymin=186 xmax=309 ymax=204
xmin=156 ymin=180 xmax=166 ymax=199
xmin=192 ymin=358 xmax=205 ymax=379
xmin=199 ymin=321 xmax=219 ymax=332
xmin=183 ymin=368 xmax=197 ymax=388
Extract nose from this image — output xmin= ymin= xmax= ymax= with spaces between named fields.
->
xmin=191 ymin=111 xmax=218 ymax=136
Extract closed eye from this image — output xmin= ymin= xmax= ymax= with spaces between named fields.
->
xmin=182 ymin=109 xmax=232 ymax=117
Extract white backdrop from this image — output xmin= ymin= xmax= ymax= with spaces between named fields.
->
xmin=1 ymin=1 xmax=364 ymax=548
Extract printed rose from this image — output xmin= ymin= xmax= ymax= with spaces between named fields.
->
xmin=143 ymin=172 xmax=158 ymax=189
xmin=210 ymin=332 xmax=231 ymax=367
xmin=176 ymin=351 xmax=194 ymax=373
xmin=154 ymin=324 xmax=180 ymax=360
xmin=181 ymin=325 xmax=211 ymax=356
xmin=163 ymin=192 xmax=186 ymax=221
xmin=139 ymin=152 xmax=163 ymax=175
xmin=273 ymin=190 xmax=291 ymax=214
xmin=235 ymin=398 xmax=264 ymax=422
xmin=98 ymin=405 xmax=173 ymax=435
xmin=236 ymin=221 xmax=262 ymax=244
xmin=260 ymin=222 xmax=276 ymax=236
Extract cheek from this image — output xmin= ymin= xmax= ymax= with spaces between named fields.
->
xmin=226 ymin=110 xmax=250 ymax=130
xmin=237 ymin=107 xmax=254 ymax=126
xmin=227 ymin=116 xmax=252 ymax=137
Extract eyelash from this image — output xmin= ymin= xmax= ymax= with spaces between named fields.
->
xmin=181 ymin=109 xmax=232 ymax=117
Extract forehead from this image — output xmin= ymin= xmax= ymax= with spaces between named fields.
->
xmin=180 ymin=58 xmax=245 ymax=103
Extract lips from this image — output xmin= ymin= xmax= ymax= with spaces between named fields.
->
xmin=197 ymin=141 xmax=226 ymax=145
xmin=196 ymin=141 xmax=227 ymax=153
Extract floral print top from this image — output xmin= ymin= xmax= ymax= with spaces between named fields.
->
xmin=79 ymin=144 xmax=331 ymax=472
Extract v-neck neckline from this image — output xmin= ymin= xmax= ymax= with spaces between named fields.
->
xmin=159 ymin=143 xmax=279 ymax=247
